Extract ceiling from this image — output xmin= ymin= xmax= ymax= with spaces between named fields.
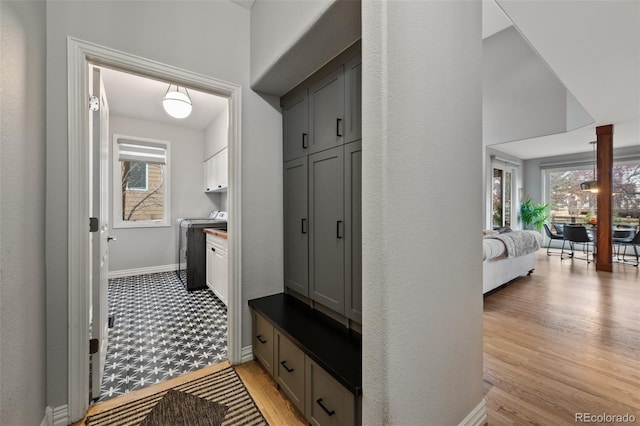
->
xmin=99 ymin=1 xmax=638 ymax=159
xmin=100 ymin=66 xmax=228 ymax=131
xmin=487 ymin=0 xmax=640 ymax=159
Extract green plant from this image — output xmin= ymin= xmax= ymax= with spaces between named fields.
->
xmin=520 ymin=198 xmax=549 ymax=232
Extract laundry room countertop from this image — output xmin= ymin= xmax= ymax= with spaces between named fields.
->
xmin=203 ymin=228 xmax=227 ymax=239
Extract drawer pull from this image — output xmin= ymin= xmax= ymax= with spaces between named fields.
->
xmin=316 ymin=398 xmax=335 ymax=416
xmin=280 ymin=360 xmax=294 ymax=373
xmin=256 ymin=335 xmax=267 ymax=344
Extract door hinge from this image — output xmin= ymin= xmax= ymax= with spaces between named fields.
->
xmin=89 ymin=338 xmax=99 ymax=355
xmin=89 ymin=217 xmax=99 ymax=233
xmin=89 ymin=95 xmax=100 ymax=112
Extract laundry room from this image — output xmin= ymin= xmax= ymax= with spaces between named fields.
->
xmin=93 ymin=65 xmax=231 ymax=401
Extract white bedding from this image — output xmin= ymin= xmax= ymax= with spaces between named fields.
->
xmin=483 ymin=237 xmax=506 ymax=261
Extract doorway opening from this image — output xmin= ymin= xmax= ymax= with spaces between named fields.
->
xmin=91 ymin=65 xmax=232 ymax=402
xmin=68 ymin=37 xmax=243 ymax=421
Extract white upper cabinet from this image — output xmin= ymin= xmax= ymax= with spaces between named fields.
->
xmin=204 ymin=148 xmax=228 ymax=192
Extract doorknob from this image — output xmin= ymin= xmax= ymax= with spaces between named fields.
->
xmin=107 ymin=236 xmax=117 ymax=242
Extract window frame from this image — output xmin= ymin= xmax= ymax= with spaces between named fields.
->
xmin=112 ymin=134 xmax=171 ymax=229
xmin=541 ymin=155 xmax=640 ymax=225
xmin=490 ymin=160 xmax=519 ymax=230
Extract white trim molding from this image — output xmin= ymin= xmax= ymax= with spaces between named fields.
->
xmin=108 ymin=263 xmax=179 ymax=279
xmin=241 ymin=345 xmax=254 ymax=363
xmin=67 ymin=36 xmax=243 ymax=423
xmin=41 ymin=405 xmax=68 ymax=426
xmin=459 ymin=399 xmax=487 ymax=426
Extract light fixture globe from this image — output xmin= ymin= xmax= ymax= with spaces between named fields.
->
xmin=162 ymin=86 xmax=192 ymax=119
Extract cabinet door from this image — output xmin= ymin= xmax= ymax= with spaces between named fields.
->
xmin=204 ymin=157 xmax=215 ymax=192
xmin=276 ymin=332 xmax=305 ymax=415
xmin=305 ymin=358 xmax=356 ymax=426
xmin=253 ymin=313 xmax=275 ymax=377
xmin=344 ymin=141 xmax=362 ymax=322
xmin=214 ymin=148 xmax=228 ymax=191
xmin=309 ymin=66 xmax=344 ymax=154
xmin=344 ymin=55 xmax=362 ymax=144
xmin=309 ymin=146 xmax=344 ymax=314
xmin=283 ymin=92 xmax=308 ymax=162
xmin=284 ymin=157 xmax=309 ymax=296
xmin=212 ymin=248 xmax=226 ymax=305
xmin=206 ymin=241 xmax=214 ymax=292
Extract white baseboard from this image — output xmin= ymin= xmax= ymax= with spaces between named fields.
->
xmin=42 ymin=405 xmax=67 ymax=426
xmin=459 ymin=399 xmax=486 ymax=426
xmin=241 ymin=345 xmax=253 ymax=363
xmin=108 ymin=264 xmax=179 ymax=279
xmin=40 ymin=407 xmax=52 ymax=426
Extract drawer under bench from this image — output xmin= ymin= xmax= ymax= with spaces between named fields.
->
xmin=249 ymin=293 xmax=362 ymax=426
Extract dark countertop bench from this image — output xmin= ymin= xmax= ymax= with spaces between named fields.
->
xmin=248 ymin=293 xmax=362 ymax=395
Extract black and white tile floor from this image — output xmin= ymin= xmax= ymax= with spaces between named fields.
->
xmin=96 ymin=271 xmax=227 ymax=402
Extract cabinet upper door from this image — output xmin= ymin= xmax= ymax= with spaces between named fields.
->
xmin=309 ymin=66 xmax=345 ymax=154
xmin=284 ymin=157 xmax=309 ymax=297
xmin=282 ymin=92 xmax=308 ymax=162
xmin=344 ymin=141 xmax=362 ymax=323
xmin=344 ymin=54 xmax=362 ymax=144
xmin=309 ymin=146 xmax=344 ymax=314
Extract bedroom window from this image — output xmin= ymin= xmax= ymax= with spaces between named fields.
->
xmin=113 ymin=135 xmax=171 ymax=228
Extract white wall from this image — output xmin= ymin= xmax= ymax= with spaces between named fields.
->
xmin=483 ymin=26 xmax=568 ymax=145
xmin=250 ymin=0 xmax=360 ymax=95
xmin=0 ymin=1 xmax=48 ymax=424
xmin=204 ymin=107 xmax=228 ymax=160
xmin=46 ymin=1 xmax=283 ymax=412
xmin=362 ymin=1 xmax=484 ymax=424
xmin=108 ymin=115 xmax=216 ymax=272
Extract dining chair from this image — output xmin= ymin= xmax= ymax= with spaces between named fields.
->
xmin=615 ymin=230 xmax=640 ymax=266
xmin=543 ymin=223 xmax=565 ymax=256
xmin=561 ymin=225 xmax=594 ymax=263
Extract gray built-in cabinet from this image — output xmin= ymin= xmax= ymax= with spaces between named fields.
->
xmin=282 ymin=43 xmax=362 ymax=324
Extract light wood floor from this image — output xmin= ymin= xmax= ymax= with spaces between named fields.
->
xmin=79 ymin=251 xmax=639 ymax=425
xmin=484 ymin=250 xmax=640 ymax=425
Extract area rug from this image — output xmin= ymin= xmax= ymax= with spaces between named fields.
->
xmin=86 ymin=367 xmax=268 ymax=426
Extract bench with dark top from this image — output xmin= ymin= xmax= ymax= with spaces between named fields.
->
xmin=248 ymin=293 xmax=362 ymax=396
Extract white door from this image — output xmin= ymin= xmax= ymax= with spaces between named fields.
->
xmin=89 ymin=66 xmax=111 ymax=400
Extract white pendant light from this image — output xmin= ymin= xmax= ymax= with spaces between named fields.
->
xmin=162 ymin=85 xmax=192 ymax=119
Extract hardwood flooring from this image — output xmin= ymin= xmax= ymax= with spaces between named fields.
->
xmin=78 ymin=250 xmax=639 ymax=425
xmin=484 ymin=250 xmax=640 ymax=425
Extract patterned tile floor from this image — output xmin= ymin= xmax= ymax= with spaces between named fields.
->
xmin=96 ymin=271 xmax=228 ymax=402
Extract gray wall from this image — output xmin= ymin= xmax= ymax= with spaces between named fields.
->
xmin=362 ymin=1 xmax=484 ymax=423
xmin=0 ymin=1 xmax=48 ymax=424
xmin=109 ymin=115 xmax=217 ymax=272
xmin=483 ymin=26 xmax=569 ymax=145
xmin=250 ymin=0 xmax=361 ymax=95
xmin=204 ymin=107 xmax=228 ymax=160
xmin=46 ymin=1 xmax=283 ymax=411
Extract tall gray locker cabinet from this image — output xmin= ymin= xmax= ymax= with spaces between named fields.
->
xmin=309 ymin=146 xmax=345 ymax=313
xmin=284 ymin=157 xmax=309 ymax=296
xmin=281 ymin=42 xmax=362 ymax=323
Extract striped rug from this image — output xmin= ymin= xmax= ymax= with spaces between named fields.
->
xmin=85 ymin=367 xmax=268 ymax=426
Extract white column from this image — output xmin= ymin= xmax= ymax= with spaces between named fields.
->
xmin=362 ymin=1 xmax=485 ymax=424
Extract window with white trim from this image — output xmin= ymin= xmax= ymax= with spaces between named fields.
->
xmin=113 ymin=135 xmax=170 ymax=228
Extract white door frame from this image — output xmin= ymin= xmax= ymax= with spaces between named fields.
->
xmin=67 ymin=37 xmax=243 ymax=422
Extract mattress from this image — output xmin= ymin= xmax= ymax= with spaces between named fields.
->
xmin=483 ymin=237 xmax=506 ymax=261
